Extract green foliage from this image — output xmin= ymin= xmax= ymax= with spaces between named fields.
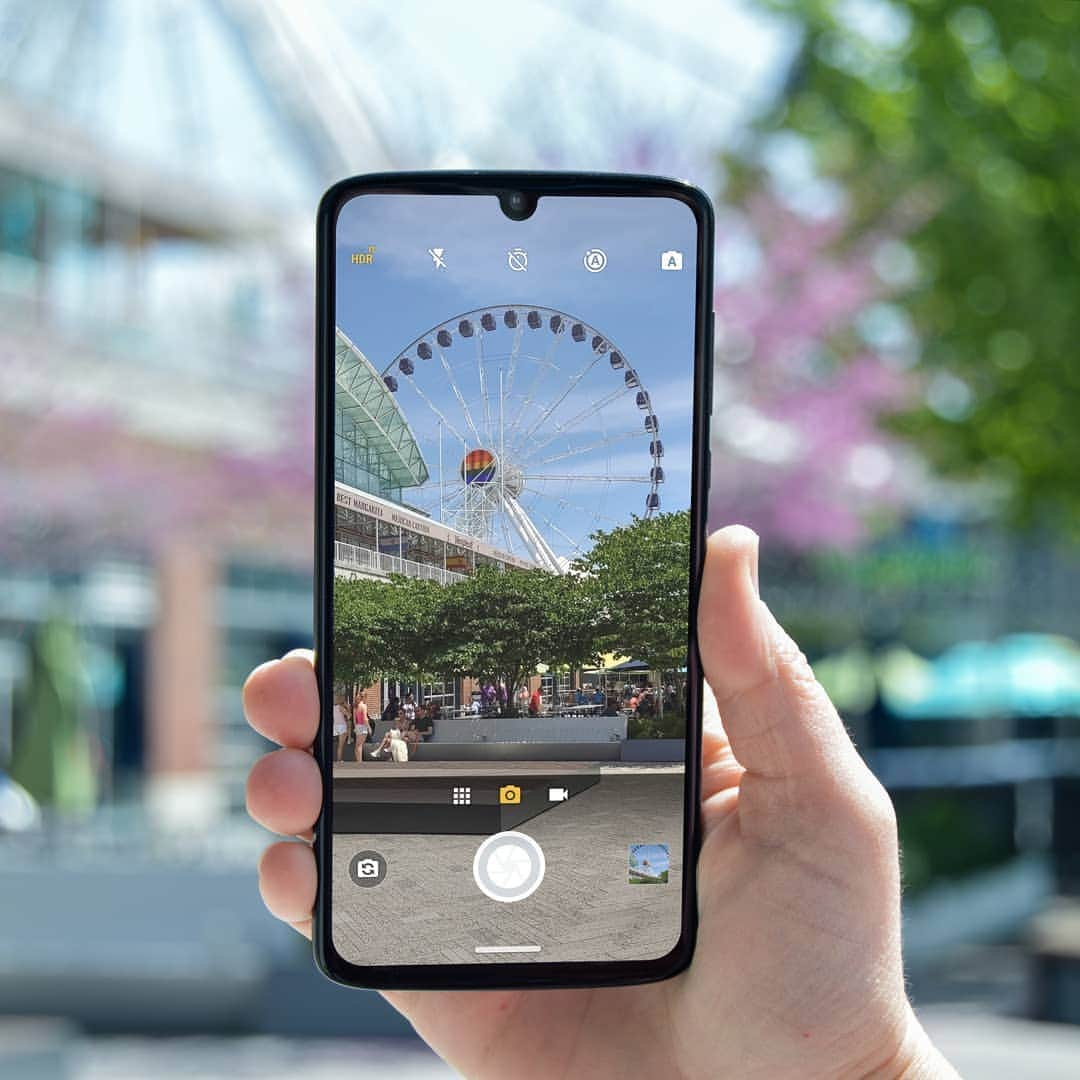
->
xmin=333 ymin=576 xmax=395 ymax=699
xmin=333 ymin=514 xmax=688 ymax=703
xmin=10 ymin=619 xmax=97 ymax=811
xmin=894 ymin=787 xmax=1015 ymax=892
xmin=754 ymin=0 xmax=1080 ymax=532
xmin=627 ymin=712 xmax=687 ymax=740
xmin=334 ymin=574 xmax=443 ymax=698
xmin=334 ymin=566 xmax=604 ymax=706
xmin=383 ymin=575 xmax=446 ymax=685
xmin=628 ymin=871 xmax=669 ymax=884
xmin=573 ymin=511 xmax=691 ymax=677
xmin=432 ymin=567 xmax=602 ymax=701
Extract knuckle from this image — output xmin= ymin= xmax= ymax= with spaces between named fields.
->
xmin=842 ymin=771 xmax=899 ymax=857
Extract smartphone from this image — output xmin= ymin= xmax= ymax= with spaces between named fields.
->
xmin=314 ymin=172 xmax=713 ymax=989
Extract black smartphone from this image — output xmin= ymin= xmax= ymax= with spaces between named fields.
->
xmin=314 ymin=172 xmax=713 ymax=989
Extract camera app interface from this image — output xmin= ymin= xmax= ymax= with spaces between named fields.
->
xmin=331 ymin=193 xmax=698 ymax=966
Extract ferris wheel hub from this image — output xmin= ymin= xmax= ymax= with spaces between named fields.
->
xmin=459 ymin=449 xmax=525 ymax=500
xmin=460 ymin=448 xmax=498 ymax=486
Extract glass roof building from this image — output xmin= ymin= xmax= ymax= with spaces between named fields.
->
xmin=335 ymin=329 xmax=428 ymax=501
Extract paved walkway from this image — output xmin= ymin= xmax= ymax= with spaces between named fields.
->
xmin=67 ymin=1013 xmax=1080 ymax=1078
xmin=919 ymin=1006 xmax=1080 ymax=1079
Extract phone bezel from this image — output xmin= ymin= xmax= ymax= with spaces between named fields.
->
xmin=314 ymin=171 xmax=714 ymax=990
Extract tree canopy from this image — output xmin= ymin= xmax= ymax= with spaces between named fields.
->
xmin=747 ymin=0 xmax=1080 ymax=533
xmin=333 ymin=511 xmax=691 ymax=703
xmin=572 ymin=510 xmax=691 ymax=679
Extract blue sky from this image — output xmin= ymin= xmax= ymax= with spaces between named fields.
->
xmin=336 ymin=193 xmax=700 ymax=558
xmin=630 ymin=844 xmax=671 ymax=875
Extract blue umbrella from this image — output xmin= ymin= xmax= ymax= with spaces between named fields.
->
xmin=882 ymin=634 xmax=1080 ymax=720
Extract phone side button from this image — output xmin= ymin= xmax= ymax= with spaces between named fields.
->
xmin=707 ymin=310 xmax=716 ymax=417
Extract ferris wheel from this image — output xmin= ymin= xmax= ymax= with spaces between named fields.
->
xmin=380 ymin=306 xmax=664 ymax=572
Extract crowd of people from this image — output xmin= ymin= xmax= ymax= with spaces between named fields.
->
xmin=466 ymin=680 xmax=679 ymax=719
xmin=332 ymin=678 xmax=683 ymax=762
xmin=465 ymin=681 xmax=543 ymax=717
xmin=331 ymin=692 xmax=434 ymax=762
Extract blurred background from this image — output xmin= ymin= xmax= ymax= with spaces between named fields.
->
xmin=0 ymin=0 xmax=1078 ymax=1076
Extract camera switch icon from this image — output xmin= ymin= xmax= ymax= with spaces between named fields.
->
xmin=348 ymin=850 xmax=387 ymax=888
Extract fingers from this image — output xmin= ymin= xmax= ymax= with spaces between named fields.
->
xmin=258 ymin=840 xmax=316 ymax=932
xmin=697 ymin=525 xmax=856 ymax=782
xmin=243 ymin=650 xmax=319 ymax=749
xmin=246 ymin=652 xmax=320 ymax=939
xmin=246 ymin=748 xmax=322 ymax=836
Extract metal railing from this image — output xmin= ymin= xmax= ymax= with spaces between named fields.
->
xmin=334 ymin=540 xmax=465 ymax=585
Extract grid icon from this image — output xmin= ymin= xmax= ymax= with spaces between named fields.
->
xmin=452 ymin=786 xmax=472 ymax=805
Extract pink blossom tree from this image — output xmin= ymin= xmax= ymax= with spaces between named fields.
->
xmin=709 ymin=191 xmax=919 ymax=550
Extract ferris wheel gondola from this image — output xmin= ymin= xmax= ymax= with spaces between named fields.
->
xmin=379 ymin=305 xmax=664 ymax=572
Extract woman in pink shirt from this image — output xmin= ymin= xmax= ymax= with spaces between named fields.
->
xmin=352 ymin=697 xmax=370 ymax=762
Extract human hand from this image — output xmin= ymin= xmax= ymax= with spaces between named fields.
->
xmin=243 ymin=526 xmax=956 ymax=1078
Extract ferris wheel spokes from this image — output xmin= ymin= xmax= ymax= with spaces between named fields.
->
xmin=404 ymin=374 xmax=468 ymax=447
xmin=516 ymin=348 xmax=604 ymax=446
xmin=503 ymin=320 xmax=525 ymax=403
xmin=474 ymin=330 xmax=493 ymax=443
xmin=522 ymin=473 xmax=651 ymax=483
xmin=500 ymin=492 xmax=562 ymax=572
xmin=435 ymin=343 xmax=484 ymax=447
xmin=534 ymin=429 xmax=649 ymax=467
xmin=522 ymin=384 xmax=628 ymax=459
xmin=508 ymin=317 xmax=569 ymax=435
xmin=520 ymin=501 xmax=591 ymax=559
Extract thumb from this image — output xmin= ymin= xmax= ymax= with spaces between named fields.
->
xmin=697 ymin=526 xmax=857 ymax=782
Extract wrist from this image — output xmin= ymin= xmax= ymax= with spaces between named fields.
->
xmin=881 ymin=1009 xmax=958 ymax=1080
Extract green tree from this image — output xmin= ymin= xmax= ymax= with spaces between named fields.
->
xmin=381 ymin=574 xmax=448 ymax=687
xmin=545 ymin=572 xmax=605 ymax=677
xmin=752 ymin=0 xmax=1080 ymax=532
xmin=574 ymin=511 xmax=691 ymax=700
xmin=332 ymin=576 xmax=392 ymax=705
xmin=334 ymin=574 xmax=450 ymax=701
xmin=431 ymin=567 xmax=598 ymax=709
xmin=10 ymin=619 xmax=98 ymax=812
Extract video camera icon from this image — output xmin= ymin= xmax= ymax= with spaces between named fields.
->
xmin=548 ymin=787 xmax=569 ymax=802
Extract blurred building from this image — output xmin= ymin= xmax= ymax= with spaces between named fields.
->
xmin=0 ymin=0 xmax=761 ymax=822
xmin=0 ymin=1 xmax=358 ymax=820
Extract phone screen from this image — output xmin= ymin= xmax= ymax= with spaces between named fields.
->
xmin=328 ymin=190 xmax=702 ymax=970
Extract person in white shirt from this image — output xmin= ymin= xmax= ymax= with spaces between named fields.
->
xmin=371 ymin=718 xmax=409 ymax=763
xmin=332 ymin=697 xmax=348 ymax=762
